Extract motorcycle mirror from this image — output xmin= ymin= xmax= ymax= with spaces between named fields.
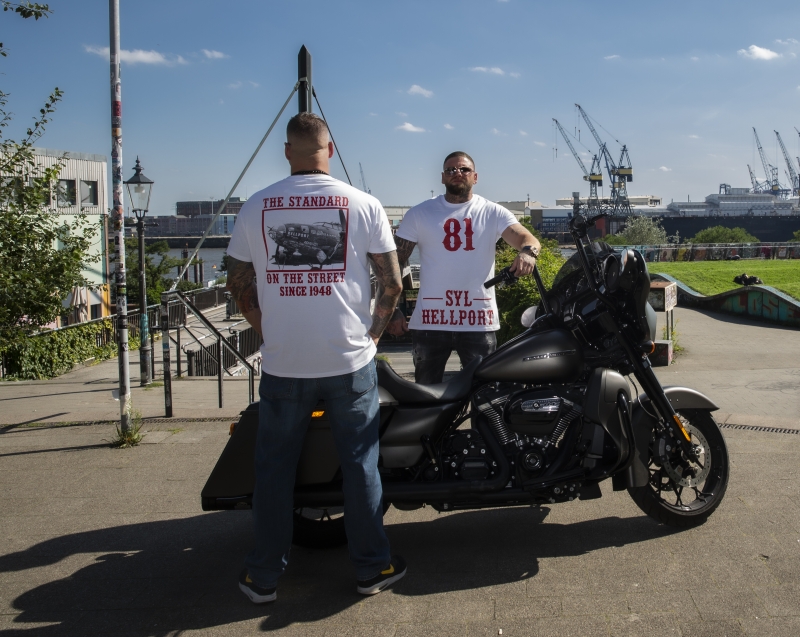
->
xmin=521 ymin=305 xmax=538 ymax=328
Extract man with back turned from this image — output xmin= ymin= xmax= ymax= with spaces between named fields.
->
xmin=226 ymin=112 xmax=406 ymax=602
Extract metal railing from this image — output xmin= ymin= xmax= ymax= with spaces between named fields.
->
xmin=182 ymin=286 xmax=228 ymax=311
xmin=159 ymin=289 xmax=255 ymax=417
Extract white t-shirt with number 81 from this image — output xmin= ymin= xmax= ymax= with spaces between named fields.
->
xmin=395 ymin=194 xmax=518 ymax=332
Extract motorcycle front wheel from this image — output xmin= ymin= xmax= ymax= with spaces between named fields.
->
xmin=628 ymin=409 xmax=729 ymax=528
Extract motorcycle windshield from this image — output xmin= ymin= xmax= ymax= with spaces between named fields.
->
xmin=551 ymin=241 xmax=615 ymax=292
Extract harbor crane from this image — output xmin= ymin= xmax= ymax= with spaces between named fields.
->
xmin=753 ymin=127 xmax=782 ymax=197
xmin=775 ymin=130 xmax=799 ymax=196
xmin=794 ymin=127 xmax=800 ymax=174
xmin=552 ymin=118 xmax=603 ymax=210
xmin=358 ymin=162 xmax=370 ymax=194
xmin=746 ymin=164 xmax=769 ymax=194
xmin=574 ymin=104 xmax=632 ymax=216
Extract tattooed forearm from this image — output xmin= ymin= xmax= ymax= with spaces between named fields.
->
xmin=394 ymin=237 xmax=417 ymax=265
xmin=368 ymin=250 xmax=403 ymax=340
xmin=226 ymin=257 xmax=259 ymax=312
xmin=226 ymin=257 xmax=263 ymax=335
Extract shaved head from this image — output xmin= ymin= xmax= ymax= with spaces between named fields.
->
xmin=286 ymin=113 xmax=330 ymax=156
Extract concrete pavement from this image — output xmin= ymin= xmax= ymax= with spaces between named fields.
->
xmin=0 ymin=306 xmax=799 ymax=636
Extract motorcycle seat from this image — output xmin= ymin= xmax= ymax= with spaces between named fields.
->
xmin=376 ymin=356 xmax=482 ymax=404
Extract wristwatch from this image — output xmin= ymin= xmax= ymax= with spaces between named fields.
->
xmin=520 ymin=245 xmax=540 ymax=258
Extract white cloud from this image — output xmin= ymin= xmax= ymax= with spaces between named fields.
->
xmin=688 ymin=134 xmax=700 ymax=139
xmin=471 ymin=66 xmax=505 ymax=75
xmin=604 ymin=54 xmax=620 ymax=60
xmin=691 ymin=56 xmax=700 ymax=62
xmin=738 ymin=45 xmax=781 ymax=60
xmin=659 ymin=166 xmax=672 ymax=172
xmin=84 ymin=45 xmax=187 ymax=66
xmin=408 ymin=84 xmax=433 ymax=98
xmin=369 ymin=112 xmax=378 ymax=116
xmin=775 ymin=38 xmax=799 ymax=46
xmin=533 ymin=141 xmax=546 ymax=147
xmin=509 ymin=72 xmax=521 ymax=78
xmin=491 ymin=128 xmax=506 ymax=136
xmin=249 ymin=81 xmax=259 ymax=88
xmin=202 ymin=49 xmax=228 ymax=59
xmin=229 ymin=81 xmax=242 ymax=89
xmin=519 ymin=130 xmax=528 ymax=136
xmin=397 ymin=122 xmax=425 ymax=133
xmin=444 ymin=123 xmax=454 ymax=130
xmin=83 ymin=45 xmax=188 ymax=66
xmin=396 ymin=111 xmax=408 ymax=117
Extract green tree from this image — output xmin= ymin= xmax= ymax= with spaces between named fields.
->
xmin=124 ymin=239 xmax=183 ymax=306
xmin=0 ymin=3 xmax=100 ymax=351
xmin=688 ymin=226 xmax=759 ymax=244
xmin=792 ymin=229 xmax=800 ymax=242
xmin=494 ymin=220 xmax=566 ymax=343
xmin=616 ymin=215 xmax=669 ymax=245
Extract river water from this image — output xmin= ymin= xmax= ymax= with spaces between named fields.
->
xmin=169 ymin=246 xmax=421 ymax=284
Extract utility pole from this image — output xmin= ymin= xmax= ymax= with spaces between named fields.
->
xmin=109 ymin=0 xmax=131 ymax=432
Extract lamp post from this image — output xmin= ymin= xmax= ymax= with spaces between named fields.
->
xmin=125 ymin=157 xmax=154 ymax=386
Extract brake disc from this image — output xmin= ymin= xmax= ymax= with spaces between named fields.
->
xmin=659 ymin=421 xmax=711 ymax=488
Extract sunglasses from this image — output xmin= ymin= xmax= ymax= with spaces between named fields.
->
xmin=443 ymin=167 xmax=474 ymax=176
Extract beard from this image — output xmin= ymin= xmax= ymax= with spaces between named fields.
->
xmin=445 ymin=181 xmax=471 ymax=198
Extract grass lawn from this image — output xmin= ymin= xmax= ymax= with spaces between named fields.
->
xmin=647 ymin=260 xmax=800 ymax=300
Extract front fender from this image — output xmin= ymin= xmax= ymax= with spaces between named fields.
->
xmin=625 ymin=386 xmax=720 ymax=488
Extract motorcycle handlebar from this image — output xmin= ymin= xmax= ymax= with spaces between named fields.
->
xmin=484 ymin=266 xmax=518 ymax=289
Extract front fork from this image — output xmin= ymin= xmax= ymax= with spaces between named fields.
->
xmin=632 ymin=356 xmax=698 ymax=461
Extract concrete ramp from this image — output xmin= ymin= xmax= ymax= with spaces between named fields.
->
xmin=651 ymin=273 xmax=800 ymax=328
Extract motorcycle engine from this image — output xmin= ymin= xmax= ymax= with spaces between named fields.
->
xmin=440 ymin=429 xmax=496 ymax=481
xmin=470 ymin=383 xmax=585 ymax=485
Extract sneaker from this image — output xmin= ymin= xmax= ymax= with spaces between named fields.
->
xmin=356 ymin=556 xmax=407 ymax=595
xmin=239 ymin=569 xmax=277 ymax=604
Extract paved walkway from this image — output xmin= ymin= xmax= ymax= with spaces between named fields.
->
xmin=0 ymin=307 xmax=799 ymax=635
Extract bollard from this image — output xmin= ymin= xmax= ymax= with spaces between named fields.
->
xmin=160 ymin=294 xmax=173 ymax=417
xmin=217 ymin=334 xmax=224 ymax=408
xmin=186 ymin=349 xmax=195 ymax=377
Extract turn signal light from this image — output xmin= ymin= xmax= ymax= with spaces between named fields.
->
xmin=639 ymin=340 xmax=655 ymax=354
xmin=229 ymin=422 xmax=236 ymax=436
xmin=312 ymin=410 xmax=325 ymax=418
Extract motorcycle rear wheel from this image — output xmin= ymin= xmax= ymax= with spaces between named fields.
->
xmin=292 ymin=502 xmax=390 ymax=549
xmin=628 ymin=409 xmax=729 ymax=528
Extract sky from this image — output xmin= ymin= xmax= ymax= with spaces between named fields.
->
xmin=4 ymin=0 xmax=800 ymax=215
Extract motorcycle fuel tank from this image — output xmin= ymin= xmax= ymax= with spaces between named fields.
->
xmin=475 ymin=328 xmax=583 ymax=384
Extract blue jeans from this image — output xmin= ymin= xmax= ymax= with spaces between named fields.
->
xmin=245 ymin=360 xmax=390 ymax=588
xmin=411 ymin=329 xmax=497 ymax=384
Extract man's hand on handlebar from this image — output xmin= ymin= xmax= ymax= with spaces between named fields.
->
xmin=509 ymin=251 xmax=536 ymax=277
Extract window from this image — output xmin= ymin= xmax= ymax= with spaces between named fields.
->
xmin=81 ymin=180 xmax=98 ymax=206
xmin=57 ymin=179 xmax=76 ymax=207
xmin=90 ymin=303 xmax=102 ymax=320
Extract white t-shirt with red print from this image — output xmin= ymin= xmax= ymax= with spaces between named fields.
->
xmin=227 ymin=174 xmax=396 ymax=378
xmin=395 ymin=195 xmax=518 ymax=332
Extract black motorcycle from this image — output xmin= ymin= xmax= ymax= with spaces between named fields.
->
xmin=202 ymin=206 xmax=730 ymax=548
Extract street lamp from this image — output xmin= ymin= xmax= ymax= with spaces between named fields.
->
xmin=124 ymin=157 xmax=154 ymax=386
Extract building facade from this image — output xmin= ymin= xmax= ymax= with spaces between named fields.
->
xmin=32 ymin=148 xmax=111 ymax=325
xmin=175 ymin=197 xmax=246 ymax=218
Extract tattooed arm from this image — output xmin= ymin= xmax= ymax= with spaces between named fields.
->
xmin=394 ymin=236 xmax=417 ymax=266
xmin=367 ymin=250 xmax=403 ymax=344
xmin=382 ymin=236 xmax=417 ymax=335
xmin=226 ymin=257 xmax=262 ymax=337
